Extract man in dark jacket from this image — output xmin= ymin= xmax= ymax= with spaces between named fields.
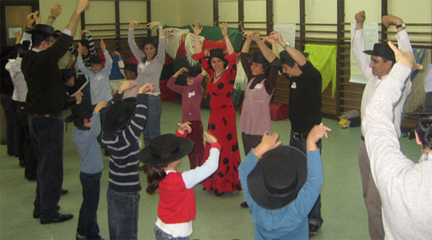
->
xmin=21 ymin=0 xmax=89 ymax=224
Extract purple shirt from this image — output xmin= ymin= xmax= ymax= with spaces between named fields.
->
xmin=167 ymin=74 xmax=204 ymax=122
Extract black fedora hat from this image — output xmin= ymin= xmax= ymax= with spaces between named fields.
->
xmin=363 ymin=42 xmax=395 ymax=61
xmin=248 ymin=51 xmax=269 ymax=65
xmin=184 ymin=66 xmax=202 ymax=78
xmin=205 ymin=48 xmax=227 ymax=60
xmin=139 ymin=134 xmax=194 ymax=166
xmin=102 ymin=98 xmax=136 ymax=134
xmin=60 ymin=69 xmax=75 ymax=83
xmin=89 ymin=55 xmax=104 ymax=64
xmin=26 ymin=24 xmax=54 ymax=36
xmin=247 ymin=145 xmax=307 ymax=210
xmin=271 ymin=50 xmax=309 ymax=68
xmin=65 ymin=102 xmax=94 ymax=124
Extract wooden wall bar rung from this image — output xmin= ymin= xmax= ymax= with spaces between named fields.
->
xmin=301 ymin=23 xmax=338 ymax=26
xmin=300 ymin=30 xmax=338 ymax=34
xmin=243 ymin=27 xmax=267 ymax=31
xmin=84 ymin=23 xmax=115 ymax=26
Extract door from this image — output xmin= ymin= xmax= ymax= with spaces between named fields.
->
xmin=0 ymin=1 xmax=39 ymax=50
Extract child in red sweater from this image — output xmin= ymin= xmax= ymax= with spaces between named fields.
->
xmin=139 ymin=122 xmax=221 ymax=239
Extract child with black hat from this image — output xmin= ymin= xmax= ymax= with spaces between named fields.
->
xmin=139 ymin=122 xmax=221 ymax=239
xmin=239 ymin=123 xmax=330 ymax=239
xmin=166 ymin=66 xmax=205 ymax=169
xmin=101 ymin=80 xmax=154 ymax=240
xmin=65 ymin=99 xmax=107 ymax=240
xmin=61 ymin=69 xmax=89 ymax=102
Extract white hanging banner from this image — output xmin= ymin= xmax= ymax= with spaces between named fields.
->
xmin=350 ymin=22 xmax=379 ymax=84
xmin=274 ymin=23 xmax=296 ymax=52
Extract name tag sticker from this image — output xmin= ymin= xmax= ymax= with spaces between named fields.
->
xmin=188 ymin=91 xmax=195 ymax=98
xmin=254 ymin=83 xmax=263 ymax=89
xmin=291 ymin=82 xmax=297 ymax=89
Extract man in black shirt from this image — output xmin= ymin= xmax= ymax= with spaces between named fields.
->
xmin=253 ymin=30 xmax=323 ymax=236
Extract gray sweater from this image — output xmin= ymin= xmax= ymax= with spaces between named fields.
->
xmin=363 ymin=62 xmax=432 ymax=239
xmin=128 ymin=29 xmax=165 ymax=94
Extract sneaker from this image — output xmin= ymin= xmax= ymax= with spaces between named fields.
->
xmin=309 ymin=223 xmax=320 ymax=237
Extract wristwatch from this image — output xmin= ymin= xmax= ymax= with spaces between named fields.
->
xmin=285 ymin=41 xmax=290 ymax=47
xmin=396 ymin=22 xmax=406 ymax=29
xmin=48 ymin=15 xmax=56 ymax=20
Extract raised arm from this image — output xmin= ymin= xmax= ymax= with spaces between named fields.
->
xmin=191 ymin=20 xmax=203 ymax=54
xmin=271 ymin=30 xmax=306 ymax=66
xmin=100 ymin=39 xmax=113 ymax=72
xmin=128 ymin=20 xmax=145 ymax=63
xmin=306 ymin=123 xmax=331 ymax=151
xmin=355 ymin=10 xmax=365 ymax=30
xmin=382 ymin=15 xmax=413 ymax=53
xmin=182 ymin=131 xmax=221 ymax=188
xmin=264 ymin=36 xmax=279 ymax=57
xmin=147 ymin=21 xmax=164 ymax=38
xmin=45 ymin=3 xmax=62 ymax=26
xmin=81 ymin=30 xmax=97 ymax=56
xmin=65 ymin=0 xmax=89 ymax=37
xmin=251 ymin=30 xmax=277 ymax=63
xmin=352 ymin=11 xmax=373 ymax=79
xmin=167 ymin=68 xmax=187 ymax=94
xmin=221 ymin=22 xmax=234 ymax=54
xmin=76 ymin=42 xmax=93 ymax=76
xmin=241 ymin=30 xmax=252 ymax=53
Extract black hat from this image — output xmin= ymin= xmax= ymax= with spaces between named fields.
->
xmin=89 ymin=55 xmax=104 ymax=64
xmin=247 ymin=145 xmax=307 ymax=210
xmin=26 ymin=24 xmax=54 ymax=36
xmin=102 ymin=98 xmax=136 ymax=134
xmin=363 ymin=43 xmax=395 ymax=61
xmin=185 ymin=66 xmax=202 ymax=78
xmin=205 ymin=48 xmax=227 ymax=60
xmin=139 ymin=134 xmax=194 ymax=166
xmin=124 ymin=63 xmax=137 ymax=73
xmin=249 ymin=51 xmax=269 ymax=65
xmin=53 ymin=30 xmax=62 ymax=39
xmin=65 ymin=102 xmax=94 ymax=124
xmin=272 ymin=50 xmax=309 ymax=68
xmin=60 ymin=69 xmax=75 ymax=83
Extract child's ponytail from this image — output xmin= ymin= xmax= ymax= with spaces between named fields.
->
xmin=142 ymin=165 xmax=167 ymax=195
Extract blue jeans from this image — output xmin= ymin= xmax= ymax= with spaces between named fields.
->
xmin=143 ymin=95 xmax=161 ymax=146
xmin=77 ymin=172 xmax=102 ymax=239
xmin=290 ymin=131 xmax=323 ymax=227
xmin=28 ymin=115 xmax=64 ymax=222
xmin=154 ymin=226 xmax=190 ymax=240
xmin=107 ymin=189 xmax=140 ymax=240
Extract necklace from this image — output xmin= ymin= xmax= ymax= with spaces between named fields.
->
xmin=214 ymin=70 xmax=226 ymax=81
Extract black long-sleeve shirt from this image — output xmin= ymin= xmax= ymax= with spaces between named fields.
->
xmin=21 ymin=33 xmax=73 ymax=114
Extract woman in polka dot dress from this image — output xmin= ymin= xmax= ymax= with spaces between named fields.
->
xmin=191 ymin=21 xmax=242 ymax=196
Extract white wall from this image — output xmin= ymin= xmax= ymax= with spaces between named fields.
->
xmin=38 ymin=0 xmax=431 ymax=36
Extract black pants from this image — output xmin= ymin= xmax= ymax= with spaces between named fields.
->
xmin=16 ymin=102 xmax=37 ymax=180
